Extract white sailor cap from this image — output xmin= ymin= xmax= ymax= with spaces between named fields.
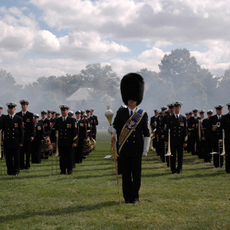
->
xmin=167 ymin=103 xmax=175 ymax=108
xmin=59 ymin=104 xmax=70 ymax=110
xmin=214 ymin=104 xmax=224 ymax=110
xmin=41 ymin=109 xmax=47 ymax=114
xmin=174 ymin=101 xmax=183 ymax=107
xmin=199 ymin=110 xmax=205 ymax=114
xmin=207 ymin=110 xmax=213 ymax=114
xmin=160 ymin=106 xmax=168 ymax=111
xmin=6 ymin=102 xmax=17 ymax=108
xmin=19 ymin=99 xmax=29 ymax=105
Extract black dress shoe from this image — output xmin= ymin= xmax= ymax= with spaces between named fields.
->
xmin=125 ymin=200 xmax=132 ymax=204
xmin=133 ymin=199 xmax=139 ymax=204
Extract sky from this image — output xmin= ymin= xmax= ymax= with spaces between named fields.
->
xmin=1 ymin=0 xmax=230 ymax=84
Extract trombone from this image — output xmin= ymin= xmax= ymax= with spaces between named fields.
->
xmin=165 ymin=129 xmax=172 ymax=171
xmin=221 ymin=129 xmax=225 ymax=156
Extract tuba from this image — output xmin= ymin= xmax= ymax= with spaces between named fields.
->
xmin=165 ymin=129 xmax=172 ymax=156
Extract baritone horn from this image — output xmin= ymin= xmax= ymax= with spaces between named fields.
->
xmin=221 ymin=129 xmax=225 ymax=156
xmin=165 ymin=129 xmax=172 ymax=156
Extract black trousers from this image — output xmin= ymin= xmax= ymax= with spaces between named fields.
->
xmin=20 ymin=140 xmax=31 ymax=169
xmin=159 ymin=138 xmax=165 ymax=162
xmin=75 ymin=139 xmax=84 ymax=164
xmin=212 ymin=141 xmax=223 ymax=168
xmin=171 ymin=145 xmax=183 ymax=173
xmin=225 ymin=143 xmax=230 ymax=173
xmin=197 ymin=140 xmax=205 ymax=159
xmin=204 ymin=138 xmax=212 ymax=162
xmin=59 ymin=146 xmax=73 ymax=174
xmin=31 ymin=141 xmax=42 ymax=164
xmin=5 ymin=147 xmax=20 ymax=175
xmin=121 ymin=156 xmax=142 ymax=202
xmin=190 ymin=135 xmax=198 ymax=155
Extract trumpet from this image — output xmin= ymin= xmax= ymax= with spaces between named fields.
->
xmin=221 ymin=129 xmax=225 ymax=156
xmin=165 ymin=129 xmax=172 ymax=156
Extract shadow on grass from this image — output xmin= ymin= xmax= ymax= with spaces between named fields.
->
xmin=0 ymin=201 xmax=118 ymax=223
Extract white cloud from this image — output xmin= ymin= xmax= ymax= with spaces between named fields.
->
xmin=1 ymin=58 xmax=88 ymax=84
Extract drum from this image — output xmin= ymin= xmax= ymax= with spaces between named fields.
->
xmin=91 ymin=138 xmax=96 ymax=151
xmin=41 ymin=136 xmax=53 ymax=152
xmin=83 ymin=137 xmax=94 ymax=155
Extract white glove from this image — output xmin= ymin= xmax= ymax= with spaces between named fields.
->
xmin=142 ymin=136 xmax=150 ymax=156
xmin=108 ymin=126 xmax=116 ymax=137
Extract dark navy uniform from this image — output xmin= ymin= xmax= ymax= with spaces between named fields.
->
xmin=52 ymin=116 xmax=78 ymax=174
xmin=1 ymin=109 xmax=24 ymax=175
xmin=209 ymin=111 xmax=223 ymax=168
xmin=16 ymin=110 xmax=34 ymax=169
xmin=75 ymin=118 xmax=87 ymax=163
xmin=31 ymin=119 xmax=44 ymax=164
xmin=187 ymin=114 xmax=199 ymax=155
xmin=202 ymin=114 xmax=212 ymax=162
xmin=221 ymin=108 xmax=230 ymax=173
xmin=166 ymin=102 xmax=188 ymax=174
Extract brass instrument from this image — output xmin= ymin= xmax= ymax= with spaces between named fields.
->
xmin=221 ymin=129 xmax=225 ymax=156
xmin=213 ymin=122 xmax=221 ymax=129
xmin=165 ymin=129 xmax=172 ymax=156
xmin=55 ymin=130 xmax=59 ymax=157
xmin=149 ymin=128 xmax=156 ymax=151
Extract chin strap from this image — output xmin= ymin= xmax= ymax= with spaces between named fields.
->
xmin=143 ymin=136 xmax=150 ymax=156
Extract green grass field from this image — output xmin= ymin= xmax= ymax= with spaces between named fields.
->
xmin=0 ymin=130 xmax=230 ymax=230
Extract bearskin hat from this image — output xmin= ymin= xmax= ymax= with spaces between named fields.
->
xmin=120 ymin=73 xmax=144 ymax=106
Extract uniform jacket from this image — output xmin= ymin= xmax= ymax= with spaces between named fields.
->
xmin=113 ymin=107 xmax=150 ymax=157
xmin=221 ymin=113 xmax=230 ymax=144
xmin=1 ymin=115 xmax=24 ymax=148
xmin=52 ymin=116 xmax=78 ymax=147
xmin=16 ymin=111 xmax=34 ymax=141
xmin=34 ymin=121 xmax=45 ymax=143
xmin=187 ymin=117 xmax=199 ymax=136
xmin=208 ymin=115 xmax=223 ymax=142
xmin=77 ymin=119 xmax=87 ymax=140
xmin=39 ymin=118 xmax=52 ymax=135
xmin=166 ymin=114 xmax=188 ymax=146
xmin=202 ymin=118 xmax=211 ymax=139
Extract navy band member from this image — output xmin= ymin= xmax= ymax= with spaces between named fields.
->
xmin=52 ymin=105 xmax=78 ymax=175
xmin=203 ymin=110 xmax=213 ymax=162
xmin=75 ymin=110 xmax=87 ymax=164
xmin=39 ymin=110 xmax=52 ymax=159
xmin=16 ymin=99 xmax=35 ymax=170
xmin=166 ymin=101 xmax=188 ymax=174
xmin=197 ymin=110 xmax=205 ymax=159
xmin=221 ymin=103 xmax=230 ymax=173
xmin=0 ymin=105 xmax=6 ymax=160
xmin=156 ymin=106 xmax=168 ymax=162
xmin=1 ymin=103 xmax=24 ymax=176
xmin=150 ymin=109 xmax=159 ymax=151
xmin=109 ymin=73 xmax=150 ymax=204
xmin=209 ymin=105 xmax=224 ymax=168
xmin=90 ymin=109 xmax=99 ymax=141
xmin=31 ymin=114 xmax=44 ymax=164
xmin=188 ymin=109 xmax=200 ymax=155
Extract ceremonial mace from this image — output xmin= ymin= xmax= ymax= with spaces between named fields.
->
xmin=105 ymin=106 xmax=121 ymax=203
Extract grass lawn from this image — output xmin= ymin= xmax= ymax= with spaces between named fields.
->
xmin=0 ymin=130 xmax=230 ymax=230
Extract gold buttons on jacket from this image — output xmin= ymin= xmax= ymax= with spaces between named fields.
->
xmin=133 ymin=141 xmax=135 ymax=143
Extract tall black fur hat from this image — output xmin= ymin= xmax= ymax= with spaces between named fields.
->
xmin=120 ymin=73 xmax=144 ymax=106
